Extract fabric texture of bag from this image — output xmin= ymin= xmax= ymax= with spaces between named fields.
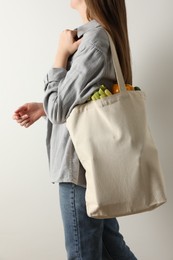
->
xmin=66 ymin=32 xmax=167 ymax=219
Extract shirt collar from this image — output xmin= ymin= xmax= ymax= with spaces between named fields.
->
xmin=77 ymin=20 xmax=101 ymax=38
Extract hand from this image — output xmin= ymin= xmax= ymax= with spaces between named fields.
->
xmin=12 ymin=102 xmax=46 ymax=128
xmin=53 ymin=30 xmax=81 ymax=68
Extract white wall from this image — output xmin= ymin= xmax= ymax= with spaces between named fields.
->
xmin=0 ymin=0 xmax=172 ymax=259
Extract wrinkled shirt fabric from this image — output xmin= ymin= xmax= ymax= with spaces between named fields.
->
xmin=43 ymin=20 xmax=116 ymax=186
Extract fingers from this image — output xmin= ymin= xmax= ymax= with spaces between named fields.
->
xmin=71 ymin=30 xmax=78 ymax=38
xmin=14 ymin=104 xmax=28 ymax=115
xmin=13 ymin=104 xmax=29 ymax=125
xmin=19 ymin=119 xmax=30 ymax=128
xmin=74 ymin=38 xmax=82 ymax=48
xmin=12 ymin=114 xmax=19 ymax=120
xmin=13 ymin=114 xmax=28 ymax=120
xmin=56 ymin=29 xmax=82 ymax=58
xmin=13 ymin=114 xmax=31 ymax=128
xmin=63 ymin=29 xmax=77 ymax=36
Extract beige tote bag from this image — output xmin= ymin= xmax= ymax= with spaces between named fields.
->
xmin=66 ymin=33 xmax=167 ymax=219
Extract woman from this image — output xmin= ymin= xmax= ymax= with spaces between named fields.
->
xmin=13 ymin=0 xmax=137 ymax=259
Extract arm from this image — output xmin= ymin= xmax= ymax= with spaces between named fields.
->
xmin=12 ymin=102 xmax=45 ymax=128
xmin=44 ymin=40 xmax=106 ymax=124
xmin=12 ymin=30 xmax=80 ymax=128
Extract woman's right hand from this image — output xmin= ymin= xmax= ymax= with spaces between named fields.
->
xmin=12 ymin=102 xmax=46 ymax=128
xmin=53 ymin=30 xmax=81 ymax=69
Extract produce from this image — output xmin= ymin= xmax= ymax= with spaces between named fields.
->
xmin=91 ymin=85 xmax=112 ymax=100
xmin=90 ymin=84 xmax=141 ymax=101
xmin=112 ymin=84 xmax=133 ymax=94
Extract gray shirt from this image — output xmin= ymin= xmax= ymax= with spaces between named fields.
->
xmin=43 ymin=20 xmax=116 ymax=186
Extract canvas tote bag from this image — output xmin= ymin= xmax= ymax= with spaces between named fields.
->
xmin=66 ymin=32 xmax=167 ymax=219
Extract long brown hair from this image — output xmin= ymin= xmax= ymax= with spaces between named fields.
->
xmin=85 ymin=0 xmax=132 ymax=84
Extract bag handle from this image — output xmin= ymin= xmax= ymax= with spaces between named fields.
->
xmin=106 ymin=32 xmax=127 ymax=92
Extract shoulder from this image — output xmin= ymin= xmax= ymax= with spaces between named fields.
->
xmin=79 ymin=26 xmax=110 ymax=55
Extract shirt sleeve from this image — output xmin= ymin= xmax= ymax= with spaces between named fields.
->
xmin=43 ymin=43 xmax=106 ymax=124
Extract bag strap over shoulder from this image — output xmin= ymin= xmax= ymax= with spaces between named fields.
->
xmin=106 ymin=32 xmax=127 ymax=93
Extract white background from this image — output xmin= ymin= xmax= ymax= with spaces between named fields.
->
xmin=0 ymin=0 xmax=173 ymax=259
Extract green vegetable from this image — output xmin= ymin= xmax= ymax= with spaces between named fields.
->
xmin=91 ymin=96 xmax=97 ymax=101
xmin=99 ymin=88 xmax=105 ymax=95
xmin=100 ymin=85 xmax=106 ymax=91
xmin=93 ymin=92 xmax=100 ymax=99
xmin=90 ymin=85 xmax=113 ymax=101
xmin=105 ymin=89 xmax=112 ymax=96
xmin=100 ymin=93 xmax=107 ymax=99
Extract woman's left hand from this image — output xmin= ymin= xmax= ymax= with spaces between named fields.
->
xmin=12 ymin=102 xmax=45 ymax=128
xmin=53 ymin=30 xmax=81 ymax=68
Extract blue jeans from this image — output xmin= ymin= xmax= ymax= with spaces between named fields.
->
xmin=59 ymin=183 xmax=137 ymax=260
